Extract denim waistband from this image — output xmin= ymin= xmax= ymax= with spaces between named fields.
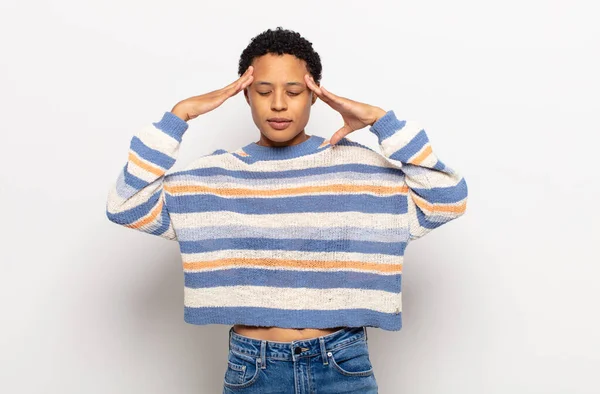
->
xmin=228 ymin=326 xmax=368 ymax=362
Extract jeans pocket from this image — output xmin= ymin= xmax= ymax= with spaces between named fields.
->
xmin=327 ymin=339 xmax=374 ymax=377
xmin=223 ymin=349 xmax=261 ymax=389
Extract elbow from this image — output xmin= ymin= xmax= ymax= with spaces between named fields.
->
xmin=456 ymin=177 xmax=468 ymax=219
xmin=105 ymin=198 xmax=127 ymax=226
xmin=105 ymin=205 xmax=120 ymax=225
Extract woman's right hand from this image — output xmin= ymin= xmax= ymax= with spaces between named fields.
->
xmin=170 ymin=66 xmax=254 ymax=122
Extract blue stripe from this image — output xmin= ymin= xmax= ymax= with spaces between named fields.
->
xmin=433 ymin=159 xmax=446 ymax=171
xmin=179 ymin=237 xmax=407 ymax=255
xmin=122 ymin=164 xmax=151 ymax=189
xmin=116 ymin=167 xmax=139 ymax=200
xmin=169 ymin=162 xmax=400 ymax=180
xmin=389 ymin=129 xmax=429 ymax=163
xmin=166 ymin=194 xmax=408 ymax=215
xmin=130 ymin=136 xmax=176 ymax=170
xmin=184 ymin=268 xmax=401 ymax=292
xmin=411 ymin=178 xmax=468 ymax=204
xmin=184 ymin=306 xmax=402 ymax=331
xmin=368 ymin=110 xmax=407 ymax=142
xmin=415 ymin=205 xmax=448 ymax=230
xmin=106 ymin=188 xmax=162 ymax=225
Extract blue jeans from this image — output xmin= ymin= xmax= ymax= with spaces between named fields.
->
xmin=222 ymin=326 xmax=378 ymax=393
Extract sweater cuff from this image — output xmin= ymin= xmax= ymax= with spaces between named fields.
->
xmin=152 ymin=111 xmax=189 ymax=143
xmin=369 ymin=110 xmax=407 ymax=143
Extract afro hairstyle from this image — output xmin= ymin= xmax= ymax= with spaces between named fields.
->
xmin=238 ymin=27 xmax=322 ymax=84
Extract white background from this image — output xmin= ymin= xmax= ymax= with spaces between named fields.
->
xmin=1 ymin=0 xmax=598 ymax=393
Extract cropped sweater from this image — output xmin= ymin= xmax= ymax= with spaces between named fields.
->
xmin=105 ymin=110 xmax=468 ymax=331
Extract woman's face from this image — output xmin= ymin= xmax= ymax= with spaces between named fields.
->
xmin=244 ymin=53 xmax=318 ymax=146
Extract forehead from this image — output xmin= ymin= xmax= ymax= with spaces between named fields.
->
xmin=250 ymin=53 xmax=308 ymax=80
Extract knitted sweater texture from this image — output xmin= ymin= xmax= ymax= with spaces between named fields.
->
xmin=106 ymin=110 xmax=468 ymax=331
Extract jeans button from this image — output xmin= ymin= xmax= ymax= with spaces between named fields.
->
xmin=294 ymin=346 xmax=302 ymax=354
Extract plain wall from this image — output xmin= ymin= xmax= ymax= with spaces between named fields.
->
xmin=1 ymin=0 xmax=598 ymax=393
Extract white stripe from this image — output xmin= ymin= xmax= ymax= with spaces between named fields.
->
xmin=402 ymin=162 xmax=463 ymax=188
xmin=170 ymin=210 xmax=408 ymax=230
xmin=166 ymin=171 xmax=405 ymax=189
xmin=184 ymin=285 xmax=402 ymax=314
xmin=177 ymin=224 xmax=408 ymax=243
xmin=167 ymin=181 xmax=407 ymax=196
xmin=169 ymin=141 xmax=391 ymax=174
xmin=181 ymin=248 xmax=404 ymax=266
xmin=379 ymin=120 xmax=424 ymax=157
xmin=106 ymin=178 xmax=161 ymax=213
xmin=139 ymin=123 xmax=181 ymax=152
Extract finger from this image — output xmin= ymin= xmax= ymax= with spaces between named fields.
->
xmin=225 ymin=75 xmax=253 ymax=99
xmin=223 ymin=71 xmax=254 ymax=97
xmin=306 ymin=75 xmax=349 ymax=110
xmin=304 ymin=74 xmax=323 ymax=96
xmin=305 ymin=75 xmax=339 ymax=108
xmin=235 ymin=75 xmax=254 ymax=94
xmin=329 ymin=125 xmax=353 ymax=146
xmin=223 ymin=66 xmax=254 ymax=91
xmin=319 ymin=86 xmax=350 ymax=109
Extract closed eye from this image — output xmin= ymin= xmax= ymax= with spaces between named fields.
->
xmin=257 ymin=91 xmax=301 ymax=96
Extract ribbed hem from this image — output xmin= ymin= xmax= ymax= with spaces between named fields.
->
xmin=152 ymin=111 xmax=189 ymax=143
xmin=183 ymin=306 xmax=402 ymax=331
xmin=368 ymin=110 xmax=406 ymax=143
xmin=241 ymin=134 xmax=327 ymax=161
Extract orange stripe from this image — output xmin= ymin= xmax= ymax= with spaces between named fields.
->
xmin=127 ymin=197 xmax=164 ymax=229
xmin=411 ymin=145 xmax=432 ymax=165
xmin=183 ymin=257 xmax=402 ymax=274
xmin=165 ymin=183 xmax=410 ymax=197
xmin=412 ymin=193 xmax=467 ymax=214
xmin=128 ymin=152 xmax=164 ymax=177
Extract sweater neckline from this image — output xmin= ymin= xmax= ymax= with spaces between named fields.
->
xmin=241 ymin=134 xmax=327 ymax=161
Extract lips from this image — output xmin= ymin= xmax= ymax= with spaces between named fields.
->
xmin=267 ymin=118 xmax=292 ymax=130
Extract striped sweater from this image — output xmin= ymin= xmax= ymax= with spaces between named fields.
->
xmin=105 ymin=110 xmax=468 ymax=331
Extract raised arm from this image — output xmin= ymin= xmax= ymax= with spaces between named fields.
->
xmin=105 ymin=67 xmax=255 ymax=240
xmin=105 ymin=112 xmax=188 ymax=240
xmin=368 ymin=110 xmax=468 ymax=241
xmin=304 ymin=74 xmax=468 ymax=242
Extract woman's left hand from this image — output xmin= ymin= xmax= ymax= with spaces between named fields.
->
xmin=305 ymin=74 xmax=387 ymax=146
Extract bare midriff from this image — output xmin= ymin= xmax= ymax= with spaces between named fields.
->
xmin=232 ymin=324 xmax=345 ymax=341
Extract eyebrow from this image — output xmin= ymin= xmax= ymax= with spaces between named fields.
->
xmin=255 ymin=81 xmax=305 ymax=87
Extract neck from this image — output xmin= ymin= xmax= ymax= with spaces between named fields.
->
xmin=240 ymin=133 xmax=328 ymax=162
xmin=256 ymin=131 xmax=310 ymax=148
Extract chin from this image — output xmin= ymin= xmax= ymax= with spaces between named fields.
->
xmin=262 ymin=129 xmax=299 ymax=143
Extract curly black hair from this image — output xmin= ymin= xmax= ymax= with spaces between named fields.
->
xmin=238 ymin=27 xmax=322 ymax=84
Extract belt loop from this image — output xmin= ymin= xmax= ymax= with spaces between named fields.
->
xmin=319 ymin=337 xmax=329 ymax=365
xmin=260 ymin=340 xmax=267 ymax=369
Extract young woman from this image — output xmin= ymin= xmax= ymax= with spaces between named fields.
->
xmin=106 ymin=27 xmax=468 ymax=393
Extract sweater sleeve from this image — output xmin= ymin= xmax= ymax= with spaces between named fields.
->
xmin=368 ymin=110 xmax=468 ymax=242
xmin=105 ymin=111 xmax=189 ymax=241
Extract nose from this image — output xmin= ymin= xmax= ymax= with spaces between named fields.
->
xmin=271 ymin=91 xmax=287 ymax=111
